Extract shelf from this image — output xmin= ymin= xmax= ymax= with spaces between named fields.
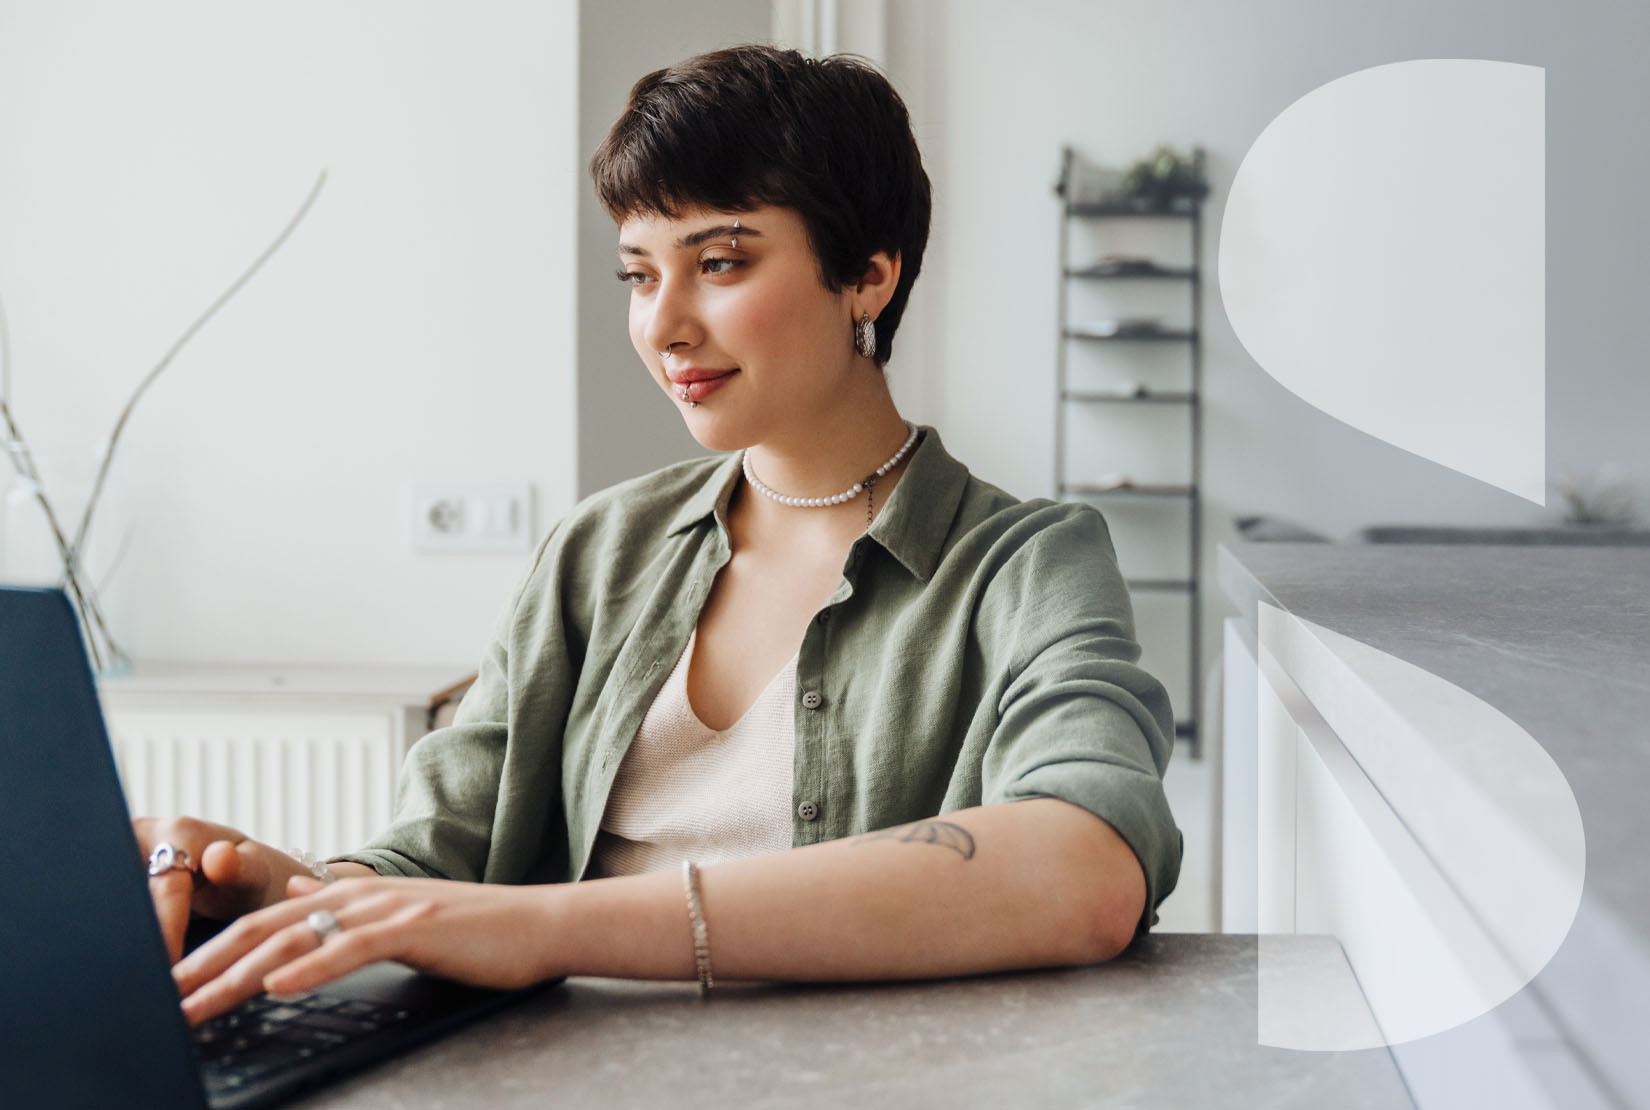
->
xmin=1063 ymin=389 xmax=1195 ymax=404
xmin=1064 ymin=327 xmax=1198 ymax=343
xmin=1066 ymin=202 xmax=1200 ymax=219
xmin=1055 ymin=145 xmax=1206 ymax=759
xmin=1065 ymin=265 xmax=1198 ymax=281
xmin=1061 ymin=482 xmax=1195 ymax=498
xmin=1125 ymin=577 xmax=1195 ymax=592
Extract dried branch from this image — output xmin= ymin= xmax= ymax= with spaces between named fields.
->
xmin=0 ymin=373 xmax=113 ymax=669
xmin=1 ymin=169 xmax=327 ymax=673
xmin=67 ymin=169 xmax=329 ymax=571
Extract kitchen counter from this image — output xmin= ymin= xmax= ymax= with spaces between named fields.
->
xmin=294 ymin=934 xmax=1412 ymax=1109
xmin=1220 ymin=541 xmax=1650 ymax=1108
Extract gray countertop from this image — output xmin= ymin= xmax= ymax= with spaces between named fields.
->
xmin=1219 ymin=541 xmax=1650 ymax=934
xmin=295 ymin=935 xmax=1412 ymax=1109
xmin=1219 ymin=540 xmax=1650 ymax=1106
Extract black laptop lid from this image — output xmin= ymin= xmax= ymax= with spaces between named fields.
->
xmin=0 ymin=587 xmax=208 ymax=1109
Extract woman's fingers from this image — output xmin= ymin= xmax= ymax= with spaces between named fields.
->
xmin=175 ymin=882 xmax=341 ymax=995
xmin=176 ymin=881 xmax=396 ymax=1024
xmin=174 ymin=878 xmax=561 ymax=1026
xmin=135 ymin=816 xmax=238 ymax=962
xmin=181 ymin=913 xmax=337 ymax=1025
xmin=260 ymin=910 xmax=418 ymax=997
xmin=149 ymin=870 xmax=197 ymax=965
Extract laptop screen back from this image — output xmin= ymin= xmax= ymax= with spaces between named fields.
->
xmin=0 ymin=587 xmax=208 ymax=1109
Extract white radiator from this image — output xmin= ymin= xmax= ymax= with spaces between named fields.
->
xmin=109 ymin=712 xmax=403 ymax=859
xmin=97 ymin=664 xmax=463 ymax=861
xmin=108 ymin=709 xmax=399 ymax=857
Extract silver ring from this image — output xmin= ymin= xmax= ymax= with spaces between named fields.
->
xmin=306 ymin=909 xmax=343 ymax=944
xmin=147 ymin=842 xmax=195 ymax=878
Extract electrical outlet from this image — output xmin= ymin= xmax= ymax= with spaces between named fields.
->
xmin=408 ymin=481 xmax=533 ymax=552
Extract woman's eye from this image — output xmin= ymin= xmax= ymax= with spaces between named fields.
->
xmin=615 ymin=269 xmax=653 ymax=287
xmin=700 ymin=257 xmax=743 ymax=276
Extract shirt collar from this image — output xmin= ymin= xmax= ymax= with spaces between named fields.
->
xmin=664 ymin=425 xmax=971 ymax=584
xmin=864 ymin=425 xmax=969 ymax=583
xmin=666 ymin=451 xmax=745 ymax=537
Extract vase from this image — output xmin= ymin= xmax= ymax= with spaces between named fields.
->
xmin=0 ymin=441 xmax=136 ymax=675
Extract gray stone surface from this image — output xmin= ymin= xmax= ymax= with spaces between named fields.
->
xmin=295 ymin=935 xmax=1412 ymax=1109
xmin=1357 ymin=525 xmax=1650 ymax=546
xmin=1219 ymin=541 xmax=1650 ymax=932
xmin=1219 ymin=540 xmax=1650 ymax=1106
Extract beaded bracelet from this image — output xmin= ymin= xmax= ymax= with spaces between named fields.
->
xmin=682 ymin=859 xmax=713 ymax=993
xmin=285 ymin=848 xmax=339 ymax=884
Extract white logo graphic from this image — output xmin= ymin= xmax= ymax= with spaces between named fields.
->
xmin=1220 ymin=60 xmax=1545 ymax=503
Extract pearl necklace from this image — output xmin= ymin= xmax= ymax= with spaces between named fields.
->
xmin=742 ymin=422 xmax=920 ymax=508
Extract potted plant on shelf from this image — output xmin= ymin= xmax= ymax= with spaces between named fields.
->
xmin=1119 ymin=144 xmax=1208 ymax=212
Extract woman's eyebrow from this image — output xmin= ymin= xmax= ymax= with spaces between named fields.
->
xmin=617 ymin=224 xmax=762 ymax=257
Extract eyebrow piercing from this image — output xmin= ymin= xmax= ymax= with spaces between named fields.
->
xmin=731 ymin=218 xmax=740 ymax=249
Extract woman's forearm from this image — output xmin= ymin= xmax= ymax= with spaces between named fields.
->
xmin=544 ymin=797 xmax=1146 ymax=983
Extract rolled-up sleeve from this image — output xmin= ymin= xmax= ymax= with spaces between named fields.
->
xmin=976 ymin=506 xmax=1183 ymax=932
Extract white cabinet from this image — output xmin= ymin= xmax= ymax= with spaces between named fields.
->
xmin=1224 ymin=601 xmax=1596 ymax=1108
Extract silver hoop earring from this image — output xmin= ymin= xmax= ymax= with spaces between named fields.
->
xmin=854 ymin=312 xmax=877 ymax=360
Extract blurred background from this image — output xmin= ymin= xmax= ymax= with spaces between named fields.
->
xmin=2 ymin=0 xmax=1644 ymax=933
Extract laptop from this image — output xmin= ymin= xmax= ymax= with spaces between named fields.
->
xmin=0 ymin=587 xmax=559 ymax=1109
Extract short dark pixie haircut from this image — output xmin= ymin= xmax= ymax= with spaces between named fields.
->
xmin=591 ymin=44 xmax=931 ymax=367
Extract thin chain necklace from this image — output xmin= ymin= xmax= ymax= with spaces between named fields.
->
xmin=742 ymin=422 xmax=920 ymax=525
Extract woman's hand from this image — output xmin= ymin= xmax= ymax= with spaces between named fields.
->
xmin=172 ymin=874 xmax=563 ymax=1026
xmin=133 ymin=816 xmax=309 ymax=965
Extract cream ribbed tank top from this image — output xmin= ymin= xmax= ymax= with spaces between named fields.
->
xmin=587 ymin=628 xmax=797 ymax=878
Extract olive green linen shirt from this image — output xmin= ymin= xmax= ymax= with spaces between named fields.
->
xmin=337 ymin=426 xmax=1182 ymax=931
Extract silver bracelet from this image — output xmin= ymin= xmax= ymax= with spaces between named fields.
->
xmin=285 ymin=848 xmax=339 ymax=884
xmin=682 ymin=860 xmax=713 ymax=993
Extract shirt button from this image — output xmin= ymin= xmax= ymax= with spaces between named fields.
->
xmin=801 ymin=690 xmax=823 ymax=710
xmin=797 ymin=800 xmax=820 ymax=821
xmin=816 ymin=610 xmax=830 ymax=625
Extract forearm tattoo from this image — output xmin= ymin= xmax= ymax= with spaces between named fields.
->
xmin=854 ymin=819 xmax=976 ymax=860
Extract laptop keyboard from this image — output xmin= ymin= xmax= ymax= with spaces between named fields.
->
xmin=193 ymin=992 xmax=416 ymax=1097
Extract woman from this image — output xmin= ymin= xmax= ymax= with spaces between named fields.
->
xmin=143 ymin=44 xmax=1181 ymax=1024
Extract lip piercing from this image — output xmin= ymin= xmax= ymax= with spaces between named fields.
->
xmin=678 ymin=385 xmax=697 ymax=407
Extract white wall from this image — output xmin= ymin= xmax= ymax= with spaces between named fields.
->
xmin=916 ymin=0 xmax=1650 ymax=522
xmin=0 ymin=1 xmax=581 ymax=667
xmin=575 ymin=0 xmax=774 ymax=497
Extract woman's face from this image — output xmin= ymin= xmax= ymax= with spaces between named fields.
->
xmin=617 ymin=204 xmax=861 ymax=453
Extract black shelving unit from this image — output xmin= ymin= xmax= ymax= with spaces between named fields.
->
xmin=1054 ymin=145 xmax=1205 ymax=758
